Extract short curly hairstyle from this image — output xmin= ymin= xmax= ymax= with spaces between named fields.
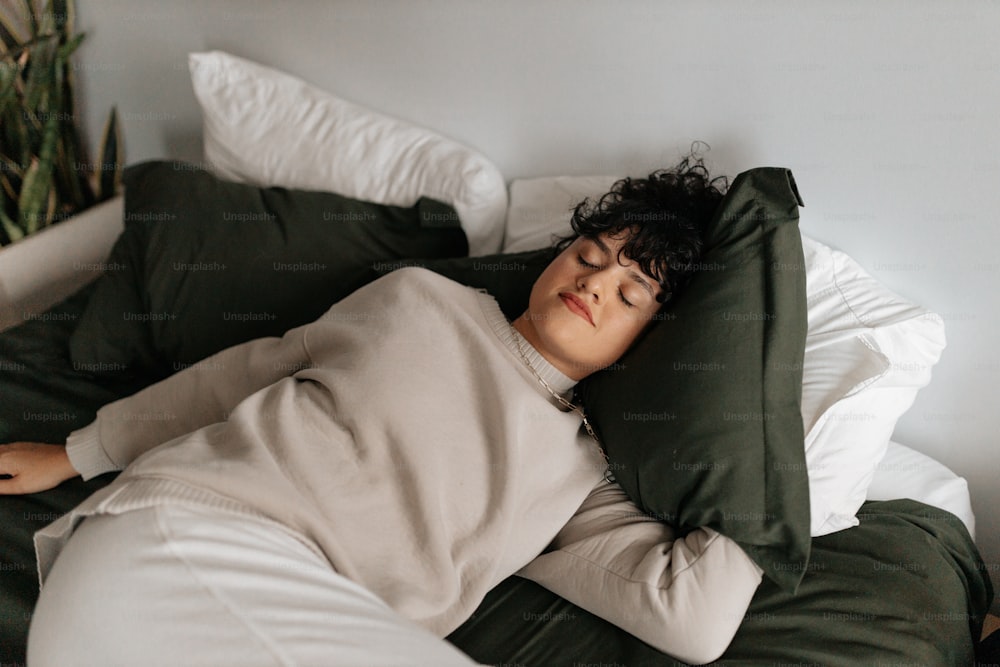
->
xmin=554 ymin=146 xmax=728 ymax=306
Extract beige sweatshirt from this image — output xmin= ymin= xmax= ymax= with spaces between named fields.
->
xmin=36 ymin=267 xmax=762 ymax=664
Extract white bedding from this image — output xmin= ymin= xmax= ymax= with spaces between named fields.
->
xmin=868 ymin=440 xmax=975 ymax=538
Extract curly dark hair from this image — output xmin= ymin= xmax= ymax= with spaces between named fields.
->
xmin=554 ymin=146 xmax=728 ymax=306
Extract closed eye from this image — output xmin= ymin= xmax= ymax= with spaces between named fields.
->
xmin=577 ymin=254 xmax=636 ymax=308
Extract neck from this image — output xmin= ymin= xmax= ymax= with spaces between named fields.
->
xmin=511 ymin=313 xmax=586 ymax=382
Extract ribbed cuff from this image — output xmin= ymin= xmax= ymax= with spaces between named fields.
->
xmin=65 ymin=421 xmax=120 ymax=481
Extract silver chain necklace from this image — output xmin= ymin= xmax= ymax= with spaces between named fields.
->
xmin=509 ymin=322 xmax=615 ymax=483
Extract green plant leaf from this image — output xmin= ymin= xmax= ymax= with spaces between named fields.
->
xmin=1 ymin=159 xmax=23 ymax=197
xmin=0 ymin=154 xmax=22 ymax=178
xmin=0 ymin=207 xmax=25 ymax=244
xmin=56 ymin=31 xmax=82 ymax=60
xmin=18 ymin=156 xmax=45 ymax=233
xmin=97 ymin=106 xmax=121 ymax=199
xmin=19 ymin=104 xmax=57 ymax=233
xmin=38 ymin=0 xmax=63 ymax=39
xmin=60 ymin=94 xmax=94 ymax=209
xmin=58 ymin=28 xmax=79 ymax=127
xmin=0 ymin=170 xmax=23 ymax=245
xmin=0 ymin=10 xmax=27 ymax=52
xmin=4 ymin=97 xmax=32 ymax=168
xmin=55 ymin=106 xmax=90 ymax=210
xmin=23 ymin=34 xmax=59 ymax=114
xmin=0 ymin=166 xmax=22 ymax=223
xmin=51 ymin=0 xmax=71 ymax=35
xmin=0 ymin=60 xmax=19 ymax=117
xmin=21 ymin=0 xmax=38 ymax=40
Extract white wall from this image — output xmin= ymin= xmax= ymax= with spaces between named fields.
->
xmin=73 ymin=0 xmax=999 ymax=604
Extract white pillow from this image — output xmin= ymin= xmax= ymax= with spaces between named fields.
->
xmin=867 ymin=441 xmax=974 ymax=539
xmin=188 ymin=50 xmax=507 ymax=257
xmin=503 ymin=175 xmax=619 ymax=253
xmin=503 ymin=175 xmax=947 ymax=536
xmin=800 ymin=237 xmax=946 ymax=534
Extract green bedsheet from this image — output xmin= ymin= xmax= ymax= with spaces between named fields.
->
xmin=0 ymin=285 xmax=992 ymax=666
xmin=450 ymin=499 xmax=991 ymax=666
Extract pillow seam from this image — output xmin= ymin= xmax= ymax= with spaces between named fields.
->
xmin=829 ymin=251 xmax=873 ymax=330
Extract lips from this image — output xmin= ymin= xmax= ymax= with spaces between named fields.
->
xmin=559 ymin=292 xmax=594 ymax=326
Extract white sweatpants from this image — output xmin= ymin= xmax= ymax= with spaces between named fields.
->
xmin=28 ymin=503 xmax=483 ymax=667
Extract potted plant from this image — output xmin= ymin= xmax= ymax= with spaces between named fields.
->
xmin=0 ymin=0 xmax=122 ymax=247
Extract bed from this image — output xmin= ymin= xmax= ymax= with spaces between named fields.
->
xmin=0 ymin=51 xmax=993 ymax=666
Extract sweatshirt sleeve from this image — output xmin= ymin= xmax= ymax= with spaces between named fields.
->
xmin=516 ymin=479 xmax=764 ymax=665
xmin=66 ymin=321 xmax=313 ymax=480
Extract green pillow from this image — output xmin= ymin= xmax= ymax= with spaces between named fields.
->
xmin=579 ymin=167 xmax=810 ymax=592
xmin=374 ymin=247 xmax=559 ymax=320
xmin=69 ymin=160 xmax=468 ymax=376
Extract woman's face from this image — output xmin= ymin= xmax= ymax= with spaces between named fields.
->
xmin=512 ymin=232 xmax=664 ymax=381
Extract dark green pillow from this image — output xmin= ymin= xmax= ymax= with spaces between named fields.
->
xmin=374 ymin=247 xmax=558 ymax=320
xmin=579 ymin=167 xmax=810 ymax=592
xmin=69 ymin=160 xmax=468 ymax=376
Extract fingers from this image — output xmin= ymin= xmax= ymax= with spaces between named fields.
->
xmin=0 ymin=446 xmax=24 ymax=494
xmin=0 ymin=442 xmax=65 ymax=495
xmin=0 ymin=476 xmax=28 ymax=495
xmin=0 ymin=443 xmax=19 ymax=478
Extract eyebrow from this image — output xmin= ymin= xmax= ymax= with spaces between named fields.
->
xmin=588 ymin=236 xmax=658 ymax=300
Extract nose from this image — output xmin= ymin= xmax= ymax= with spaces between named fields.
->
xmin=577 ymin=270 xmax=607 ymax=303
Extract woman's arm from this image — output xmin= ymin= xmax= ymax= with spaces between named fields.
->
xmin=66 ymin=320 xmax=314 ymax=480
xmin=51 ymin=320 xmax=313 ymax=484
xmin=0 ymin=322 xmax=313 ymax=493
xmin=516 ymin=479 xmax=763 ymax=665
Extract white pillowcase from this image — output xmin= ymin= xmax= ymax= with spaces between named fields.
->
xmin=799 ymin=237 xmax=946 ymax=533
xmin=188 ymin=51 xmax=508 ymax=256
xmin=504 ymin=175 xmax=620 ymax=253
xmin=503 ymin=175 xmax=947 ymax=536
xmin=868 ymin=441 xmax=974 ymax=538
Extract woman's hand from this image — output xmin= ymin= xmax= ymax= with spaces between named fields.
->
xmin=0 ymin=442 xmax=79 ymax=495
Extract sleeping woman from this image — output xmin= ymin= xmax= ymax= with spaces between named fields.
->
xmin=0 ymin=156 xmax=764 ymax=667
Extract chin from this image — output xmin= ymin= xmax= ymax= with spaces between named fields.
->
xmin=545 ymin=338 xmax=602 ymax=379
